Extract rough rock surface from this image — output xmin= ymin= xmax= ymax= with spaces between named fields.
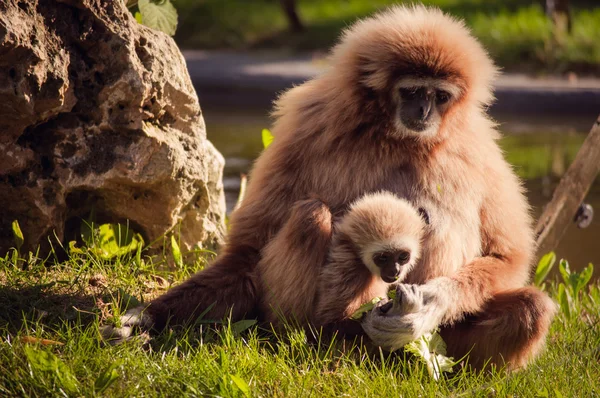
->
xmin=0 ymin=0 xmax=226 ymax=254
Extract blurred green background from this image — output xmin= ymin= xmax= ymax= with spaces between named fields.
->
xmin=174 ymin=0 xmax=600 ymax=75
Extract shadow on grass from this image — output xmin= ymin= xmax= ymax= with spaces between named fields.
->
xmin=0 ymin=282 xmax=108 ymax=333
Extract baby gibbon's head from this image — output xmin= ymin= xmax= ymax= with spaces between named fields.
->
xmin=337 ymin=192 xmax=425 ymax=283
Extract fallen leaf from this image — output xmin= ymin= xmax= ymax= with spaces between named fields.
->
xmin=20 ymin=336 xmax=64 ymax=346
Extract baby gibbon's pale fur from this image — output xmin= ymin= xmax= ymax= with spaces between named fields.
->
xmin=314 ymin=192 xmax=425 ymax=327
xmin=104 ymin=5 xmax=556 ymax=370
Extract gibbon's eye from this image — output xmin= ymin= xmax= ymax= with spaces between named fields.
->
xmin=373 ymin=253 xmax=391 ymax=267
xmin=399 ymin=87 xmax=419 ymax=100
xmin=436 ymin=90 xmax=451 ymax=105
xmin=397 ymin=250 xmax=410 ymax=264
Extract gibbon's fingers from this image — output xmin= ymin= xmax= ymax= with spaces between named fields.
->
xmin=100 ymin=306 xmax=153 ymax=345
xmin=393 ymin=283 xmax=424 ymax=314
xmin=364 ymin=281 xmax=452 ymax=350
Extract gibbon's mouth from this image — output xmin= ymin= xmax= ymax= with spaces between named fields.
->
xmin=381 ymin=269 xmax=402 ymax=283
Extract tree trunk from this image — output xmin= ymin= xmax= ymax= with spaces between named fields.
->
xmin=535 ymin=115 xmax=600 ymax=256
xmin=281 ymin=0 xmax=304 ymax=33
xmin=546 ymin=0 xmax=572 ymax=34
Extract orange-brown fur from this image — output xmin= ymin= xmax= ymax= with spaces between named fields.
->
xmin=314 ymin=192 xmax=425 ymax=326
xmin=107 ymin=6 xmax=556 ymax=370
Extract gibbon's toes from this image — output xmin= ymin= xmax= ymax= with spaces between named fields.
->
xmin=99 ymin=306 xmax=152 ymax=345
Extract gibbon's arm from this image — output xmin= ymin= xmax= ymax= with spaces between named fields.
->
xmin=362 ymin=165 xmax=534 ymax=349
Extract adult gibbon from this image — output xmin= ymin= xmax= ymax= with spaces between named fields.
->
xmin=103 ymin=6 xmax=556 ymax=370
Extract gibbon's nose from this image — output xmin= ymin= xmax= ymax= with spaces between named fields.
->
xmin=419 ymin=98 xmax=432 ymax=121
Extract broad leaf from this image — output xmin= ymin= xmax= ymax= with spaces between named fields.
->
xmin=117 ymin=288 xmax=142 ymax=312
xmin=171 ymin=235 xmax=183 ymax=267
xmin=12 ymin=220 xmax=24 ymax=251
xmin=231 ymin=319 xmax=257 ymax=336
xmin=557 ymin=283 xmax=571 ymax=319
xmin=94 ymin=362 xmax=120 ymax=393
xmin=534 ymin=252 xmax=556 ymax=287
xmin=558 ymin=259 xmax=571 ymax=286
xmin=574 ymin=263 xmax=594 ymax=297
xmin=24 ymin=346 xmax=79 ymax=394
xmin=404 ymin=332 xmax=455 ymax=380
xmin=351 ymin=297 xmax=383 ymax=320
xmin=138 ymin=0 xmax=178 ymax=36
xmin=262 ymin=129 xmax=274 ymax=149
xmin=229 ymin=374 xmax=251 ymax=397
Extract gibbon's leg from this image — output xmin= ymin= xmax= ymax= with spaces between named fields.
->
xmin=258 ymin=198 xmax=333 ymax=325
xmin=439 ymin=286 xmax=556 ymax=370
xmin=101 ymin=198 xmax=332 ymax=343
xmin=143 ymin=245 xmax=262 ymax=329
xmin=100 ymin=245 xmax=262 ymax=343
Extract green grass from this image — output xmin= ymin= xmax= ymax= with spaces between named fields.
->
xmin=174 ymin=0 xmax=600 ymax=74
xmin=1 ymin=242 xmax=600 ymax=396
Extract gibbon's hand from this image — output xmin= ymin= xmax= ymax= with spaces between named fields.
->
xmin=362 ymin=282 xmax=450 ymax=351
xmin=99 ymin=306 xmax=153 ymax=345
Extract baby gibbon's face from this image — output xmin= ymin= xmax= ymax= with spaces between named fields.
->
xmin=360 ymin=235 xmax=420 ymax=284
xmin=371 ymin=247 xmax=412 ymax=283
xmin=338 ymin=192 xmax=425 ymax=284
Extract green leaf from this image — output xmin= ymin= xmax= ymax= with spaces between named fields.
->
xmin=557 ymin=283 xmax=571 ymax=319
xmin=350 ymin=297 xmax=383 ymax=320
xmin=24 ymin=346 xmax=79 ymax=394
xmin=134 ymin=11 xmax=143 ymax=24
xmin=171 ymin=235 xmax=183 ymax=267
xmin=261 ymin=129 xmax=274 ymax=149
xmin=138 ymin=0 xmax=178 ymax=36
xmin=534 ymin=252 xmax=556 ymax=287
xmin=68 ymin=241 xmax=85 ymax=255
xmin=100 ymin=224 xmax=141 ymax=259
xmin=574 ymin=263 xmax=594 ymax=297
xmin=404 ymin=332 xmax=455 ymax=381
xmin=558 ymin=259 xmax=571 ymax=286
xmin=12 ymin=220 xmax=24 ymax=251
xmin=116 ymin=288 xmax=142 ymax=312
xmin=94 ymin=362 xmax=120 ymax=393
xmin=231 ymin=319 xmax=257 ymax=336
xmin=229 ymin=374 xmax=251 ymax=397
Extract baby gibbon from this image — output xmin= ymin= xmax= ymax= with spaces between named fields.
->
xmin=314 ymin=192 xmax=425 ymax=327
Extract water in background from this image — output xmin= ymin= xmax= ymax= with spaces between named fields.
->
xmin=202 ymin=105 xmax=600 ymax=276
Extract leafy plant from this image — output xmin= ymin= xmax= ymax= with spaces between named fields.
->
xmin=76 ymin=221 xmax=143 ymax=260
xmin=171 ymin=235 xmax=183 ymax=267
xmin=534 ymin=251 xmax=557 ymax=289
xmin=94 ymin=362 xmax=121 ymax=394
xmin=555 ymin=259 xmax=594 ymax=320
xmin=24 ymin=345 xmax=79 ymax=395
xmin=405 ymin=332 xmax=456 ymax=381
xmin=126 ymin=0 xmax=178 ymax=36
xmin=10 ymin=219 xmax=24 ymax=265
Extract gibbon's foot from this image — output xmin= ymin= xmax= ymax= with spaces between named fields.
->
xmin=439 ymin=287 xmax=557 ymax=370
xmin=100 ymin=306 xmax=153 ymax=345
xmin=362 ymin=282 xmax=449 ymax=351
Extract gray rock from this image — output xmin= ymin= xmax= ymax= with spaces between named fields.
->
xmin=0 ymin=0 xmax=226 ymax=254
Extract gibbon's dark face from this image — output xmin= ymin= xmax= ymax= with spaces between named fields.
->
xmin=393 ymin=78 xmax=460 ymax=138
xmin=372 ymin=249 xmax=411 ymax=283
xmin=399 ymin=86 xmax=451 ymax=131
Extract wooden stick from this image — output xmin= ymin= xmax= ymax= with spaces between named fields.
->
xmin=535 ymin=114 xmax=600 ymax=256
